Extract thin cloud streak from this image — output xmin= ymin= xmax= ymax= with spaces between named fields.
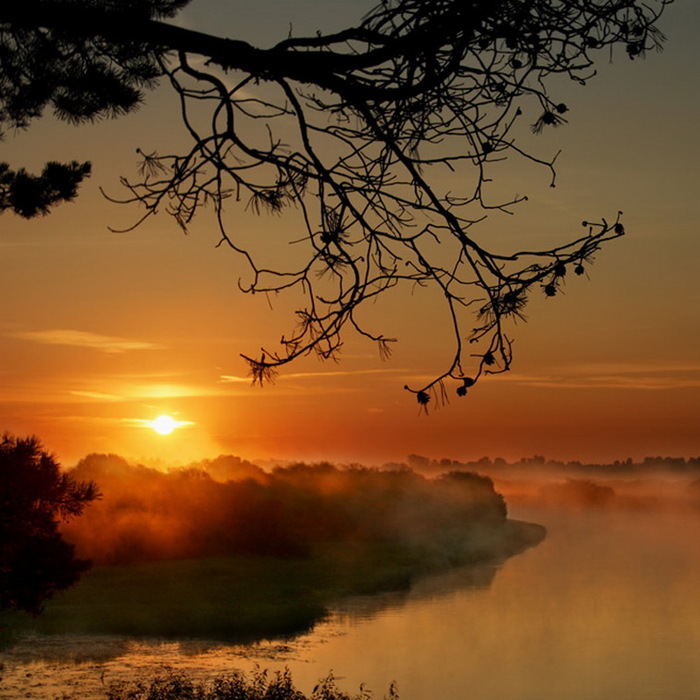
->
xmin=220 ymin=367 xmax=410 ymax=383
xmin=4 ymin=376 xmax=233 ymax=404
xmin=511 ymin=377 xmax=700 ymax=390
xmin=493 ymin=361 xmax=700 ymax=391
xmin=122 ymin=417 xmax=195 ymax=430
xmin=68 ymin=383 xmax=232 ymax=401
xmin=565 ymin=361 xmax=700 ymax=375
xmin=70 ymin=390 xmax=121 ymax=401
xmin=11 ymin=330 xmax=163 ymax=353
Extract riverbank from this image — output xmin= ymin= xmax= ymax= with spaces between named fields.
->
xmin=1 ymin=519 xmax=545 ymax=646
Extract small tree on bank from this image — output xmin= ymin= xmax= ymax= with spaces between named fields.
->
xmin=0 ymin=434 xmax=99 ymax=613
xmin=0 ymin=0 xmax=672 ymax=404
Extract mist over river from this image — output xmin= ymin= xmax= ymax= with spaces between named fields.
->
xmin=2 ymin=505 xmax=700 ymax=700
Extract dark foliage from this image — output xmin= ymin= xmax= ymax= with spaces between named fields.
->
xmin=0 ymin=0 xmax=186 ymax=128
xmin=64 ymin=455 xmax=507 ymax=565
xmin=0 ymin=434 xmax=100 ymax=613
xmin=105 ymin=668 xmax=397 ymax=700
xmin=0 ymin=0 xmax=183 ymax=216
xmin=0 ymin=161 xmax=91 ymax=217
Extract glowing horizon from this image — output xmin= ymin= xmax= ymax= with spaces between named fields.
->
xmin=1 ymin=1 xmax=698 ymax=468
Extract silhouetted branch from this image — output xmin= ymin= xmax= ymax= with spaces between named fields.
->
xmin=0 ymin=0 xmax=671 ymax=403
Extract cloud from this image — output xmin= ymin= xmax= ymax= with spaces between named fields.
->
xmin=11 ymin=330 xmax=163 ymax=354
xmin=70 ymin=390 xmax=121 ymax=401
xmin=69 ymin=382 xmax=231 ymax=402
xmin=122 ymin=383 xmax=226 ymax=399
xmin=122 ymin=417 xmax=195 ymax=430
xmin=493 ymin=362 xmax=700 ymax=391
xmin=3 ymin=370 xmax=231 ymax=405
xmin=568 ymin=362 xmax=700 ymax=376
xmin=220 ymin=368 xmax=409 ymax=383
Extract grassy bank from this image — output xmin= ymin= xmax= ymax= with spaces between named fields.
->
xmin=1 ymin=520 xmax=544 ymax=644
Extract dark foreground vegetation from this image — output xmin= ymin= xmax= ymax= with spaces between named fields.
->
xmin=107 ymin=668 xmax=396 ymax=700
xmin=0 ymin=435 xmax=99 ymax=613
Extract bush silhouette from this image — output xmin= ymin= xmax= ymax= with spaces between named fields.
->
xmin=0 ymin=434 xmax=99 ymax=613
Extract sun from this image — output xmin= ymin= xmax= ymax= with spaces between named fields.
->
xmin=150 ymin=415 xmax=179 ymax=435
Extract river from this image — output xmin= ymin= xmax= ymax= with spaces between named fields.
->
xmin=2 ymin=505 xmax=700 ymax=700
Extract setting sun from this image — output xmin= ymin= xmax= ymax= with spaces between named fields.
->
xmin=150 ymin=415 xmax=179 ymax=435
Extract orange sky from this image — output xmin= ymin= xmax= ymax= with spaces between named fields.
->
xmin=1 ymin=0 xmax=698 ymax=467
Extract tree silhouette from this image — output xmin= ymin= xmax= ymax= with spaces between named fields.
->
xmin=0 ymin=434 xmax=99 ymax=613
xmin=0 ymin=161 xmax=91 ymax=217
xmin=0 ymin=0 xmax=671 ymax=403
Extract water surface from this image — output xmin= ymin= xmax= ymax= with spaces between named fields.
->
xmin=2 ymin=507 xmax=699 ymax=700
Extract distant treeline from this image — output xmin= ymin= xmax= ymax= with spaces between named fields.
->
xmin=392 ymin=455 xmax=700 ymax=511
xmin=401 ymin=454 xmax=700 ymax=476
xmin=62 ymin=455 xmax=508 ymax=565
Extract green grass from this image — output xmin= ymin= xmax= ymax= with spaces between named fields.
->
xmin=2 ymin=520 xmax=545 ymax=644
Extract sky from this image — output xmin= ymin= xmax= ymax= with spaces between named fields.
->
xmin=1 ymin=0 xmax=698 ymax=467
